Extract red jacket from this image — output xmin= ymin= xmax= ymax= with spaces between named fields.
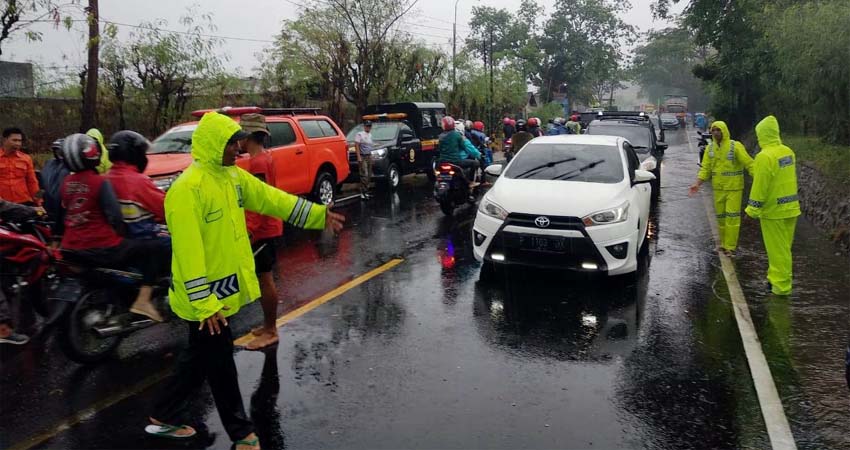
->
xmin=245 ymin=151 xmax=283 ymax=241
xmin=60 ymin=171 xmax=123 ymax=250
xmin=105 ymin=162 xmax=166 ymax=239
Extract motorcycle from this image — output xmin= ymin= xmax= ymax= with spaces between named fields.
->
xmin=696 ymin=130 xmax=709 ymax=165
xmin=0 ymin=218 xmax=67 ymax=326
xmin=433 ymin=158 xmax=484 ymax=216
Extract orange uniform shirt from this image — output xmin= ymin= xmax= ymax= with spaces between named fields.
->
xmin=0 ymin=149 xmax=41 ymax=204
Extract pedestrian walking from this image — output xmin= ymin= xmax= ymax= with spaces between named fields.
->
xmin=145 ymin=112 xmax=344 ymax=449
xmin=355 ymin=121 xmax=374 ymax=200
xmin=689 ymin=121 xmax=754 ymax=255
xmin=745 ymin=115 xmax=801 ymax=296
xmin=0 ymin=127 xmax=41 ymax=206
xmin=239 ymin=113 xmax=284 ymax=350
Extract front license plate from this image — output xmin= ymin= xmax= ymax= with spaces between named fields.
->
xmin=519 ymin=235 xmax=567 ymax=252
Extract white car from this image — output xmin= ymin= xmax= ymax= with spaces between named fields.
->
xmin=472 ymin=135 xmax=656 ymax=277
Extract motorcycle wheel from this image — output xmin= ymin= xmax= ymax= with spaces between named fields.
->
xmin=439 ymin=200 xmax=455 ymax=216
xmin=59 ymin=288 xmax=122 ymax=364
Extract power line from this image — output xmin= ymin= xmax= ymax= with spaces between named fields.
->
xmin=102 ymin=20 xmax=276 ymax=44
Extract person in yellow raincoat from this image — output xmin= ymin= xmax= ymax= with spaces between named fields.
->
xmin=689 ymin=120 xmax=754 ymax=255
xmin=85 ymin=128 xmax=112 ymax=173
xmin=144 ymin=112 xmax=344 ymax=449
xmin=745 ymin=116 xmax=800 ymax=296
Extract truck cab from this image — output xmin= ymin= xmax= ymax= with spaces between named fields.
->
xmin=346 ymin=102 xmax=446 ymax=192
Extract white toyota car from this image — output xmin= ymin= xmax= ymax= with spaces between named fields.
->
xmin=472 ymin=134 xmax=656 ymax=278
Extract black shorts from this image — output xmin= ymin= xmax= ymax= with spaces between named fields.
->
xmin=252 ymin=239 xmax=277 ymax=274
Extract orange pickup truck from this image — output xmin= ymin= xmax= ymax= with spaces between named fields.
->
xmin=145 ymin=107 xmax=350 ymax=205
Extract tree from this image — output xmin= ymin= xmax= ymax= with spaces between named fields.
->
xmin=100 ymin=24 xmax=128 ymax=129
xmin=125 ymin=12 xmax=225 ymax=134
xmin=79 ymin=0 xmax=97 ymax=131
xmin=0 ymin=0 xmax=75 ymax=56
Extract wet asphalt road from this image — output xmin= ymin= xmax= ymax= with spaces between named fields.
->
xmin=1 ymin=128 xmax=847 ymax=449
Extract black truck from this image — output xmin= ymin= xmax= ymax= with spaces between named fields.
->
xmin=346 ymin=102 xmax=447 ymax=191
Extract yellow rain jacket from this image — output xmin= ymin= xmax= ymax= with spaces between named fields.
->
xmin=697 ymin=121 xmax=753 ymax=190
xmin=85 ymin=128 xmax=112 ymax=174
xmin=166 ymin=112 xmax=327 ymax=322
xmin=745 ymin=116 xmax=801 ymax=220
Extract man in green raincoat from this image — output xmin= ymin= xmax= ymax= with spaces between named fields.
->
xmin=745 ymin=116 xmax=801 ymax=296
xmin=689 ymin=120 xmax=754 ymax=255
xmin=144 ymin=112 xmax=344 ymax=449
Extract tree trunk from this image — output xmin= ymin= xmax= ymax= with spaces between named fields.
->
xmin=80 ymin=0 xmax=99 ymax=131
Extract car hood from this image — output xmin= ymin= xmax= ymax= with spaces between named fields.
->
xmin=145 ymin=153 xmax=193 ymax=177
xmin=488 ymin=177 xmax=630 ymax=218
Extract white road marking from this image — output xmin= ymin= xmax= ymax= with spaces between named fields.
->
xmin=686 ymin=131 xmax=797 ymax=450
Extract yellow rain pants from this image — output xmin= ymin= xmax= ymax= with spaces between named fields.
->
xmin=713 ymin=189 xmax=743 ymax=251
xmin=760 ymin=217 xmax=797 ymax=296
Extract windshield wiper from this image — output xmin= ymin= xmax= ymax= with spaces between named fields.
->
xmin=513 ymin=157 xmax=577 ymax=179
xmin=552 ymin=159 xmax=606 ymax=181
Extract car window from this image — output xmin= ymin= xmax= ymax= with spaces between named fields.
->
xmin=623 ymin=142 xmax=640 ymax=175
xmin=346 ymin=123 xmax=399 ymax=142
xmin=586 ymin=124 xmax=651 ymax=151
xmin=149 ymin=124 xmax=197 ymax=154
xmin=421 ymin=110 xmax=435 ymax=128
xmin=268 ymin=122 xmax=296 ymax=147
xmin=432 ymin=110 xmax=445 ymax=127
xmin=299 ymin=120 xmax=326 ymax=139
xmin=504 ymin=143 xmax=624 ymax=184
xmin=317 ymin=120 xmax=339 ymax=137
xmin=400 ymin=124 xmax=414 ymax=135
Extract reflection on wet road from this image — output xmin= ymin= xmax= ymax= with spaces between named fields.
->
xmin=1 ymin=128 xmax=847 ymax=450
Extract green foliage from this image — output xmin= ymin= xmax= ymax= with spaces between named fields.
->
xmin=0 ymin=0 xmax=75 ymax=55
xmin=630 ymin=27 xmax=710 ymax=111
xmin=447 ymin=52 xmax=527 ymax=121
xmin=533 ymin=102 xmax=567 ymax=125
xmin=784 ymin=135 xmax=850 ymax=190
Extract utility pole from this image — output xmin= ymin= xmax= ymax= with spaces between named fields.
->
xmin=81 ymin=0 xmax=99 ymax=131
xmin=452 ymin=0 xmax=460 ymax=93
xmin=488 ymin=27 xmax=494 ymax=135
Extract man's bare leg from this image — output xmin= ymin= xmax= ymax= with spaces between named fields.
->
xmin=246 ymin=272 xmax=279 ymax=350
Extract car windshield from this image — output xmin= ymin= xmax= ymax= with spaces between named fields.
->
xmin=149 ymin=125 xmax=197 ymax=154
xmin=661 ymin=113 xmax=678 ymax=120
xmin=346 ymin=123 xmax=398 ymax=142
xmin=504 ymin=143 xmax=624 ymax=183
xmin=586 ymin=124 xmax=651 ymax=149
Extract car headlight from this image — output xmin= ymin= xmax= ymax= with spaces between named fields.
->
xmin=479 ymin=196 xmax=508 ymax=220
xmin=153 ymin=175 xmax=177 ymax=191
xmin=370 ymin=148 xmax=388 ymax=160
xmin=583 ymin=202 xmax=629 ymax=227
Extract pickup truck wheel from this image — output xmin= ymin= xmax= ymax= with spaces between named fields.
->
xmin=426 ymin=156 xmax=437 ymax=182
xmin=381 ymin=163 xmax=400 ymax=191
xmin=312 ymin=171 xmax=335 ymax=206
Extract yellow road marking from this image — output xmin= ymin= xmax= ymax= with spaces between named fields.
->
xmin=234 ymin=258 xmax=404 ymax=345
xmin=12 ymin=258 xmax=405 ymax=450
xmin=688 ymin=132 xmax=797 ymax=450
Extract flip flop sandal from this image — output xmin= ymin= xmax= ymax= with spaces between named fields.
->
xmin=233 ymin=437 xmax=260 ymax=450
xmin=144 ymin=423 xmax=196 ymax=439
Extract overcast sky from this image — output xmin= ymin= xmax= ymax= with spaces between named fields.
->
xmin=2 ymin=0 xmax=686 ymax=83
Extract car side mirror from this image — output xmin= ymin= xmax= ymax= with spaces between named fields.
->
xmin=633 ymin=169 xmax=656 ymax=184
xmin=656 ymin=142 xmax=668 ymax=151
xmin=485 ymin=164 xmax=503 ymax=177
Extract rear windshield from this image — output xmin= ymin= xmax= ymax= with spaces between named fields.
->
xmin=149 ymin=125 xmax=197 ymax=154
xmin=346 ymin=123 xmax=399 ymax=142
xmin=504 ymin=143 xmax=624 ymax=183
xmin=586 ymin=124 xmax=650 ymax=150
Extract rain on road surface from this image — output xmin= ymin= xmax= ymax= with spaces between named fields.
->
xmin=1 ymin=128 xmax=847 ymax=450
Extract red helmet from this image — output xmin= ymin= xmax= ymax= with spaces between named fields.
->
xmin=473 ymin=121 xmax=485 ymax=131
xmin=502 ymin=117 xmax=511 ymax=125
xmin=509 ymin=119 xmax=516 ymax=126
xmin=570 ymin=114 xmax=579 ymax=121
xmin=527 ymin=117 xmax=539 ymax=127
xmin=441 ymin=116 xmax=456 ymax=131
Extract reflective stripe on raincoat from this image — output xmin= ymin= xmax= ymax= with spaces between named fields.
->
xmin=745 ymin=115 xmax=801 ymax=220
xmin=166 ymin=112 xmax=326 ymax=322
xmin=697 ymin=121 xmax=753 ymax=190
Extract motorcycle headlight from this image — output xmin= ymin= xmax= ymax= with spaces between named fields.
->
xmin=479 ymin=197 xmax=508 ymax=220
xmin=370 ymin=148 xmax=388 ymax=160
xmin=583 ymin=202 xmax=629 ymax=227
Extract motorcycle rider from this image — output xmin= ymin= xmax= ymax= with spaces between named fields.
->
xmin=566 ymin=115 xmax=582 ymax=135
xmin=145 ymin=112 xmax=344 ymax=448
xmin=688 ymin=121 xmax=754 ymax=255
xmin=58 ymin=133 xmax=165 ymax=322
xmin=0 ymin=200 xmax=41 ymax=345
xmin=527 ymin=117 xmax=544 ymax=137
xmin=510 ymin=119 xmax=535 ymax=160
xmin=502 ymin=117 xmax=515 ymax=140
xmin=40 ymin=139 xmax=70 ymax=234
xmin=438 ymin=116 xmax=481 ymax=183
xmin=547 ymin=118 xmax=568 ymax=135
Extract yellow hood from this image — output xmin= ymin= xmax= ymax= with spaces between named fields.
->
xmin=191 ymin=112 xmax=242 ymax=166
xmin=755 ymin=115 xmax=783 ymax=148
xmin=710 ymin=120 xmax=731 ymax=148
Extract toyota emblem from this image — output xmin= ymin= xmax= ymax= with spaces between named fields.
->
xmin=534 ymin=216 xmax=551 ymax=228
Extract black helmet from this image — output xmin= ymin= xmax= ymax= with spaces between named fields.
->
xmin=61 ymin=133 xmax=101 ymax=172
xmin=108 ymin=130 xmax=151 ymax=173
xmin=50 ymin=139 xmax=65 ymax=160
xmin=516 ymin=119 xmax=527 ymax=131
